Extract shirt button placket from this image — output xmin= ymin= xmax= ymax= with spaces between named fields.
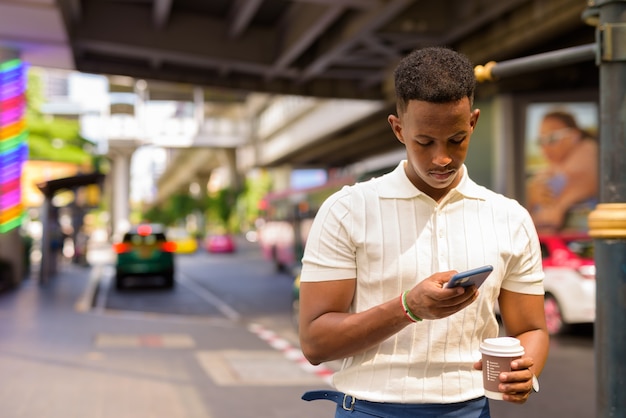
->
xmin=436 ymin=208 xmax=448 ymax=268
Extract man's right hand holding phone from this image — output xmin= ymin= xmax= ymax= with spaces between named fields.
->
xmin=403 ymin=271 xmax=480 ymax=321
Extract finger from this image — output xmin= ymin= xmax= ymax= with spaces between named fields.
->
xmin=503 ymin=390 xmax=531 ymax=404
xmin=455 ymin=287 xmax=479 ymax=307
xmin=500 ymin=370 xmax=533 ymax=384
xmin=498 ymin=375 xmax=534 ymax=403
xmin=436 ymin=296 xmax=479 ymax=318
xmin=437 ymin=285 xmax=477 ymax=305
xmin=511 ymin=359 xmax=534 ymax=371
xmin=500 ymin=376 xmax=533 ymax=394
xmin=441 ymin=289 xmax=479 ymax=314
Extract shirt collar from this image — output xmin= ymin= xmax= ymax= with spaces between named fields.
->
xmin=377 ymin=160 xmax=488 ymax=201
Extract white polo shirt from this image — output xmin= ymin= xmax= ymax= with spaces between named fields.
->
xmin=300 ymin=161 xmax=544 ymax=404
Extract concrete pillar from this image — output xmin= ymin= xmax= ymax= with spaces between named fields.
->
xmin=38 ymin=200 xmax=62 ymax=283
xmin=194 ymin=86 xmax=205 ymax=128
xmin=221 ymin=148 xmax=242 ymax=192
xmin=271 ymin=165 xmax=293 ymax=192
xmin=491 ymin=94 xmax=515 ymax=196
xmin=107 ymin=144 xmax=137 ymax=241
xmin=194 ymin=173 xmax=211 ymax=236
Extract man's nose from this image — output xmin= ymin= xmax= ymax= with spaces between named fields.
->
xmin=433 ymin=148 xmax=452 ymax=167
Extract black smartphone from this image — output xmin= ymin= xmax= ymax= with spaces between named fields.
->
xmin=445 ymin=265 xmax=494 ymax=289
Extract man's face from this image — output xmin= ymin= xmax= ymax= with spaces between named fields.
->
xmin=388 ymin=98 xmax=479 ymax=201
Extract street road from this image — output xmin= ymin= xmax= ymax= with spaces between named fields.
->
xmin=98 ymin=238 xmax=595 ymax=418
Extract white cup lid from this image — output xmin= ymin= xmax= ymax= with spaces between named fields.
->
xmin=479 ymin=337 xmax=525 ymax=357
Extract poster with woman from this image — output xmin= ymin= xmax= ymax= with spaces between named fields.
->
xmin=525 ymin=102 xmax=599 ymax=234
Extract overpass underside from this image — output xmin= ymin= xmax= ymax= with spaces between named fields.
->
xmin=3 ymin=0 xmax=599 ymax=212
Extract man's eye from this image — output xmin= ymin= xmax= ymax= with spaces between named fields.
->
xmin=450 ymin=137 xmax=465 ymax=144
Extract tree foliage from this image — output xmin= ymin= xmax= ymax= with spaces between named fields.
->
xmin=25 ymin=68 xmax=97 ymax=167
xmin=143 ymin=193 xmax=209 ymax=227
xmin=140 ymin=171 xmax=272 ymax=235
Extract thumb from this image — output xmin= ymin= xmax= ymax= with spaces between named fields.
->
xmin=433 ymin=270 xmax=458 ymax=285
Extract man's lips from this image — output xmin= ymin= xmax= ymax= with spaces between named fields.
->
xmin=429 ymin=169 xmax=455 ymax=181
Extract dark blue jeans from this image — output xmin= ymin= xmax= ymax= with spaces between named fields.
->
xmin=303 ymin=390 xmax=491 ymax=418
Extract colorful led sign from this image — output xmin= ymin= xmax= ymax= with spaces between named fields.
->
xmin=0 ymin=58 xmax=28 ymax=233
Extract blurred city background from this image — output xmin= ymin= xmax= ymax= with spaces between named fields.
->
xmin=0 ymin=0 xmax=623 ymax=417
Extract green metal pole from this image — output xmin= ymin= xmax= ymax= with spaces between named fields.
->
xmin=587 ymin=1 xmax=626 ymax=417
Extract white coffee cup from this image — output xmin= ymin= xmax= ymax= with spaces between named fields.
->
xmin=479 ymin=337 xmax=525 ymax=400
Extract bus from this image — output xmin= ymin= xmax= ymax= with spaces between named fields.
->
xmin=257 ymin=174 xmax=355 ymax=275
xmin=256 ymin=153 xmax=401 ymax=276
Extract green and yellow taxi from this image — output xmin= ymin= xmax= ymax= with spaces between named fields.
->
xmin=113 ymin=223 xmax=176 ymax=289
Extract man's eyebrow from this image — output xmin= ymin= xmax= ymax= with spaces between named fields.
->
xmin=416 ymin=130 xmax=468 ymax=140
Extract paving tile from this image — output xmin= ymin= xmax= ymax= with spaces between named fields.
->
xmin=94 ymin=333 xmax=196 ymax=348
xmin=195 ymin=350 xmax=326 ymax=386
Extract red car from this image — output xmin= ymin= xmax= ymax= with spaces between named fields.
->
xmin=539 ymin=233 xmax=595 ymax=335
xmin=205 ymin=234 xmax=236 ymax=253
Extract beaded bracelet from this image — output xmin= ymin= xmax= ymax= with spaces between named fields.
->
xmin=401 ymin=290 xmax=422 ymax=322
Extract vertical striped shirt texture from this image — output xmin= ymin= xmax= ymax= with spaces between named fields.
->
xmin=300 ymin=161 xmax=544 ymax=403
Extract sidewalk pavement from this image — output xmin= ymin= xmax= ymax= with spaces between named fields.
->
xmin=0 ymin=262 xmax=335 ymax=418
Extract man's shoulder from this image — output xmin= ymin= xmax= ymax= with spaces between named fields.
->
xmin=329 ymin=177 xmax=381 ymax=204
xmin=465 ymin=178 xmax=521 ymax=204
xmin=464 ymin=181 xmax=529 ymax=213
xmin=319 ymin=180 xmax=370 ymax=209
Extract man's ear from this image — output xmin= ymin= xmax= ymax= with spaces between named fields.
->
xmin=470 ymin=108 xmax=480 ymax=130
xmin=388 ymin=114 xmax=405 ymax=144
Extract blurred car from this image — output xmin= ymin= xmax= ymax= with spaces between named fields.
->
xmin=113 ymin=223 xmax=176 ymax=289
xmin=540 ymin=233 xmax=595 ymax=335
xmin=166 ymin=227 xmax=198 ymax=254
xmin=205 ymin=234 xmax=236 ymax=253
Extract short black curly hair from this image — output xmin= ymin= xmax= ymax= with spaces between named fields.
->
xmin=393 ymin=47 xmax=476 ymax=113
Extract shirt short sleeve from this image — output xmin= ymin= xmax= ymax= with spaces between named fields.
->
xmin=300 ymin=186 xmax=357 ymax=282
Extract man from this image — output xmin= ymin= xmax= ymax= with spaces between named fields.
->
xmin=299 ymin=47 xmax=549 ymax=417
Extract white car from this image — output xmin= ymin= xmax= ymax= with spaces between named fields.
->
xmin=540 ymin=234 xmax=595 ymax=335
xmin=494 ymin=233 xmax=595 ymax=335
